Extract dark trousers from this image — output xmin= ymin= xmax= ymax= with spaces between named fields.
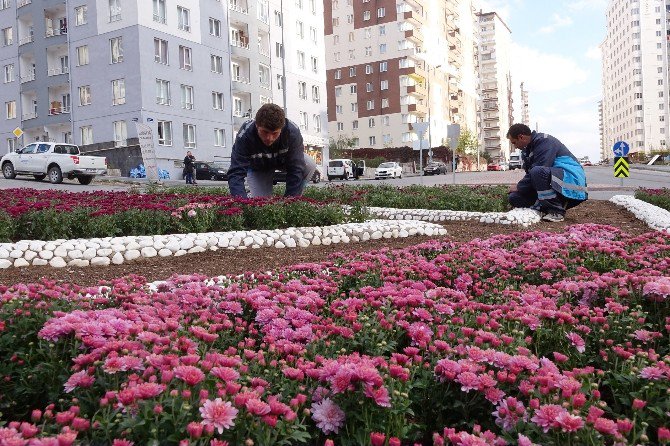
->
xmin=509 ymin=166 xmax=566 ymax=214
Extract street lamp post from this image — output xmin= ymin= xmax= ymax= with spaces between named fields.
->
xmin=426 ymin=64 xmax=441 ymax=164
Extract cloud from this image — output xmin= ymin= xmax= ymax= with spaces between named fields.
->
xmin=567 ymin=0 xmax=607 ymax=11
xmin=538 ymin=14 xmax=574 ymax=34
xmin=510 ymin=43 xmax=589 ymax=92
xmin=535 ymin=109 xmax=601 ymax=161
xmin=585 ymin=45 xmax=601 ymax=60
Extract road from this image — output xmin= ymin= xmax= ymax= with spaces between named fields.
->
xmin=0 ymin=166 xmax=666 ymax=200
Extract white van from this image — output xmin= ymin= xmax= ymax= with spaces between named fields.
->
xmin=508 ymin=151 xmax=523 ymax=170
xmin=327 ymin=159 xmax=355 ymax=181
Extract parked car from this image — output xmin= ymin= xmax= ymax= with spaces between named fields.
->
xmin=327 ymin=159 xmax=356 ymax=181
xmin=423 ymin=161 xmax=448 ymax=175
xmin=182 ymin=161 xmax=230 ymax=181
xmin=1 ymin=142 xmax=107 ymax=184
xmin=487 ymin=161 xmax=509 ymax=171
xmin=273 ymin=166 xmax=322 ymax=184
xmin=375 ymin=162 xmax=403 ymax=179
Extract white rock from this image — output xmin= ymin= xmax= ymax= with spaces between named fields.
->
xmin=39 ymin=250 xmax=54 ymax=260
xmin=111 ymin=244 xmax=126 ymax=252
xmin=217 ymin=237 xmax=230 ymax=248
xmin=32 ymin=258 xmax=48 ymax=266
xmin=53 ymin=246 xmax=67 ymax=258
xmin=158 ymin=248 xmax=173 ymax=257
xmin=174 ymin=249 xmax=188 ymax=257
xmin=153 ymin=240 xmax=166 ymax=250
xmin=43 ymin=242 xmax=57 ymax=251
xmin=141 ymin=247 xmax=158 ymax=258
xmin=371 ymin=231 xmax=383 ymax=240
xmin=382 ymin=231 xmax=392 ymax=238
xmin=311 ymin=236 xmax=321 ymax=246
xmin=322 ymin=237 xmax=331 ymax=246
xmin=285 ymin=238 xmax=297 ymax=248
xmin=49 ymin=257 xmax=67 ymax=268
xmin=97 ymin=248 xmax=113 ymax=257
xmin=15 ymin=242 xmax=29 ymax=251
xmin=0 ymin=248 xmax=9 ymax=259
xmin=243 ymin=236 xmax=254 ymax=247
xmin=165 ymin=241 xmax=181 ymax=252
xmin=13 ymin=258 xmax=29 ymax=268
xmin=68 ymin=259 xmax=89 ymax=267
xmin=179 ymin=239 xmax=194 ymax=250
xmin=126 ymin=241 xmax=141 ymax=251
xmin=68 ymin=250 xmax=83 ymax=260
xmin=138 ymin=239 xmax=154 ymax=248
xmin=81 ymin=248 xmax=96 ymax=260
xmin=29 ymin=241 xmax=45 ymax=251
xmin=188 ymin=246 xmax=206 ymax=254
xmin=194 ymin=238 xmax=208 ymax=248
xmin=91 ymin=257 xmax=111 ymax=266
xmin=298 ymin=238 xmax=310 ymax=248
xmin=124 ymin=250 xmax=141 ymax=261
xmin=275 ymin=241 xmax=286 ymax=248
xmin=0 ymin=259 xmax=11 ymax=269
xmin=111 ymin=252 xmax=125 ymax=264
xmin=207 ymin=237 xmax=218 ymax=247
xmin=24 ymin=250 xmax=38 ymax=261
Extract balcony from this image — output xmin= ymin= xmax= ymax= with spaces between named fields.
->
xmin=258 ymin=44 xmax=270 ymax=58
xmin=403 ymin=10 xmax=423 ymax=26
xmin=19 ymin=35 xmax=33 ymax=45
xmin=230 ymin=38 xmax=249 ymax=49
xmin=48 ymin=105 xmax=70 ymax=116
xmin=232 ymin=74 xmax=250 ymax=83
xmin=20 ymin=69 xmax=35 ymax=83
xmin=229 ymin=0 xmax=249 ymax=14
xmin=22 ymin=111 xmax=36 ymax=120
xmin=17 ymin=0 xmax=30 ymax=7
xmin=407 ymin=102 xmax=427 ymax=115
xmin=406 ymin=82 xmax=426 ymax=97
xmin=405 ymin=28 xmax=423 ymax=43
xmin=45 ymin=26 xmax=67 ymax=38
xmin=47 ymin=66 xmax=69 ymax=76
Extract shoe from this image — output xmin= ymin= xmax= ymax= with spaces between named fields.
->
xmin=542 ymin=212 xmax=565 ymax=222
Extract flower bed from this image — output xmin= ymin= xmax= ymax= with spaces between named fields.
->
xmin=0 ymin=225 xmax=668 ymax=445
xmin=636 ymin=188 xmax=670 ymax=212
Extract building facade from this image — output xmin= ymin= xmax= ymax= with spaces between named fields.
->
xmin=520 ymin=81 xmax=529 ymax=126
xmin=601 ymin=0 xmax=669 ymax=160
xmin=476 ymin=10 xmax=513 ymax=162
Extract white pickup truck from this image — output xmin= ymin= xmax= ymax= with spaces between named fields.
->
xmin=1 ymin=142 xmax=107 ymax=185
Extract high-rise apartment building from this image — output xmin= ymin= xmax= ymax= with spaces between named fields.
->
xmin=0 ymin=0 xmax=327 ymax=178
xmin=520 ymin=81 xmax=529 ymax=126
xmin=601 ymin=0 xmax=669 ymax=160
xmin=476 ymin=11 xmax=513 ymax=162
xmin=268 ymin=0 xmax=328 ymax=164
xmin=323 ymin=0 xmax=476 ymax=150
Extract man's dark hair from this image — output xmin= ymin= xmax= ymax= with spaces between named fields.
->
xmin=255 ymin=104 xmax=285 ymax=130
xmin=507 ymin=123 xmax=532 ymax=139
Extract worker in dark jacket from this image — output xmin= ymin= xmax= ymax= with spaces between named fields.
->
xmin=507 ymin=123 xmax=588 ymax=222
xmin=183 ymin=151 xmax=196 ymax=185
xmin=227 ymin=103 xmax=316 ymax=198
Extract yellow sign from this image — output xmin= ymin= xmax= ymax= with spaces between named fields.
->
xmin=12 ymin=127 xmax=23 ymax=138
xmin=614 ymin=156 xmax=629 ymax=178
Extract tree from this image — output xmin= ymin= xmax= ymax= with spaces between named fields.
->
xmin=328 ymin=135 xmax=358 ymax=159
xmin=456 ymin=127 xmax=480 ymax=156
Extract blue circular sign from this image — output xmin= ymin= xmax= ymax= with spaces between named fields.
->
xmin=612 ymin=141 xmax=629 ymax=157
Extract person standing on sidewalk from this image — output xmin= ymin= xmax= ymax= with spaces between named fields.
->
xmin=506 ymin=123 xmax=588 ymax=222
xmin=227 ymin=103 xmax=316 ymax=198
xmin=183 ymin=151 xmax=197 ymax=185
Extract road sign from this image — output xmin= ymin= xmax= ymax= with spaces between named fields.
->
xmin=412 ymin=139 xmax=429 ymax=151
xmin=614 ymin=156 xmax=629 ymax=178
xmin=612 ymin=141 xmax=629 ymax=157
xmin=411 ymin=122 xmax=429 ymax=138
xmin=12 ymin=127 xmax=23 ymax=138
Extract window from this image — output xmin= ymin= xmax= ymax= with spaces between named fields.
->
xmin=0 ymin=0 xmax=9 ymax=10
xmin=365 ymin=28 xmax=371 ymax=39
xmin=179 ymin=46 xmax=192 ymax=70
xmin=295 ymin=0 xmax=303 ymax=8
xmin=334 ymin=69 xmax=341 ymax=79
xmin=369 ymin=136 xmax=376 ymax=145
xmin=379 ymin=43 xmax=386 ymax=53
xmin=382 ymin=116 xmax=389 ymax=126
xmin=351 ymin=102 xmax=357 ymax=112
xmin=311 ymin=56 xmax=318 ymax=73
xmin=7 ymin=138 xmax=16 ymax=153
xmin=276 ymin=74 xmax=284 ymax=89
xmin=297 ymin=51 xmax=305 ymax=69
xmin=259 ymin=64 xmax=270 ymax=86
xmin=348 ymin=50 xmax=355 ymax=59
xmin=113 ymin=120 xmax=127 ymax=146
xmin=75 ymin=6 xmax=88 ymax=25
xmin=310 ymin=27 xmax=317 ymax=43
xmin=3 ymin=64 xmax=13 ymax=83
xmin=157 ymin=121 xmax=172 ymax=145
xmin=332 ymin=17 xmax=339 ymax=27
xmin=275 ymin=42 xmax=284 ymax=57
xmin=366 ymin=100 xmax=374 ymax=110
xmin=365 ymin=46 xmax=372 ymax=56
xmin=5 ymin=101 xmax=15 ymax=119
xmin=154 ymin=38 xmax=168 ymax=64
xmin=337 ymin=122 xmax=344 ymax=131
xmin=350 ymin=85 xmax=357 ymax=93
xmin=296 ymin=21 xmax=304 ymax=39
xmin=352 ymin=120 xmax=358 ymax=129
xmin=349 ymin=67 xmax=356 ymax=77
xmin=153 ymin=0 xmax=166 ymax=23
xmin=299 ymin=112 xmax=308 ymax=130
xmin=381 ymin=80 xmax=388 ymax=90
xmin=310 ymin=0 xmax=316 ymax=13
xmin=209 ymin=18 xmax=221 ymax=37
xmin=333 ymin=35 xmax=339 ymax=45
xmin=274 ymin=11 xmax=283 ymax=27
xmin=347 ymin=14 xmax=354 ymax=23
xmin=181 ymin=84 xmax=194 ymax=109
xmin=298 ymin=81 xmax=307 ymax=99
xmin=366 ymin=82 xmax=373 ymax=92
xmin=212 ymin=92 xmax=224 ymax=110
xmin=80 ymin=126 xmax=93 ymax=145
xmin=183 ymin=124 xmax=196 ymax=148
xmin=381 ymin=98 xmax=389 ymax=108
xmin=335 ymin=87 xmax=341 ymax=97
xmin=111 ymin=79 xmax=125 ymax=105
xmin=79 ymin=85 xmax=91 ymax=106
xmin=2 ymin=27 xmax=12 ymax=46
xmin=109 ymin=0 xmax=121 ymax=22
xmin=313 ymin=115 xmax=321 ymax=132
xmin=156 ymin=79 xmax=170 ymax=105
xmin=363 ymin=11 xmax=370 ymax=20
xmin=312 ymin=85 xmax=320 ymax=103
xmin=177 ymin=6 xmax=191 ymax=32
xmin=211 ymin=55 xmax=223 ymax=73
xmin=368 ymin=117 xmax=375 ymax=127
xmin=377 ymin=7 xmax=385 ymax=17
xmin=110 ymin=37 xmax=123 ymax=63
xmin=214 ymin=128 xmax=226 ymax=146
xmin=336 ymin=105 xmax=342 ymax=114
xmin=379 ymin=61 xmax=387 ymax=72
xmin=76 ymin=45 xmax=89 ymax=66
xmin=379 ymin=25 xmax=385 ymax=35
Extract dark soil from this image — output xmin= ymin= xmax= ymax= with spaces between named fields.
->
xmin=0 ymin=200 xmax=654 ymax=287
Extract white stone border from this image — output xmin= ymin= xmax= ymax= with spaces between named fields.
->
xmin=367 ymin=206 xmax=542 ymax=227
xmin=610 ymin=195 xmax=670 ymax=232
xmin=0 ymin=220 xmax=447 ymax=269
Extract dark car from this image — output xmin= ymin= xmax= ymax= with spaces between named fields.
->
xmin=183 ymin=162 xmax=230 ymax=181
xmin=423 ymin=161 xmax=448 ymax=175
xmin=273 ymin=167 xmax=322 ymax=185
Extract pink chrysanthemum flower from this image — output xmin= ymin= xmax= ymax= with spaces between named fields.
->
xmin=199 ymin=398 xmax=238 ymax=434
xmin=311 ymin=398 xmax=345 ymax=435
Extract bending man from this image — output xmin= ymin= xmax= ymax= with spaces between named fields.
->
xmin=227 ymin=103 xmax=316 ymax=198
xmin=506 ymin=123 xmax=588 ymax=222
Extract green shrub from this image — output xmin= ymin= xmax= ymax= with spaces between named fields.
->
xmin=635 ymin=188 xmax=670 ymax=212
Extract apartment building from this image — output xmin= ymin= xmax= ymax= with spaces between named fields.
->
xmin=1 ymin=0 xmax=282 ymax=178
xmin=520 ymin=81 xmax=529 ymax=126
xmin=600 ymin=0 xmax=669 ymax=160
xmin=476 ymin=11 xmax=513 ymax=162
xmin=268 ymin=0 xmax=328 ymax=164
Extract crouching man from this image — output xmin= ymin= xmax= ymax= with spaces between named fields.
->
xmin=506 ymin=123 xmax=588 ymax=222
